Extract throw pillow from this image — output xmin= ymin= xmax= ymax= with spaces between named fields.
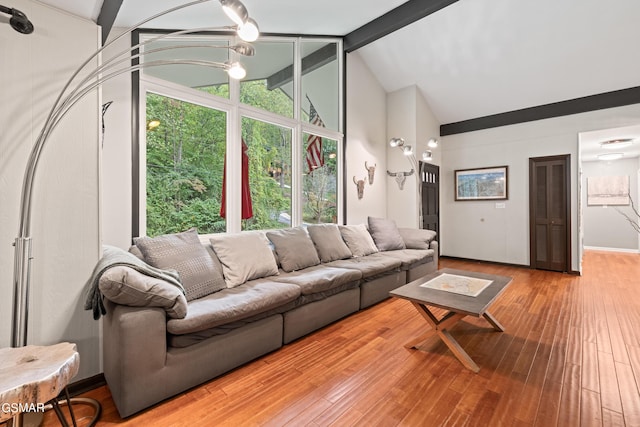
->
xmin=99 ymin=266 xmax=188 ymax=319
xmin=338 ymin=224 xmax=379 ymax=257
xmin=368 ymin=217 xmax=406 ymax=251
xmin=135 ymin=229 xmax=226 ymax=301
xmin=397 ymin=227 xmax=437 ymax=250
xmin=209 ymin=231 xmax=279 ymax=287
xmin=266 ymin=227 xmax=321 ymax=272
xmin=307 ymin=224 xmax=352 ymax=263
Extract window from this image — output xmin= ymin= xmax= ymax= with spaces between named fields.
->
xmin=241 ymin=117 xmax=292 ymax=230
xmin=137 ymin=34 xmax=343 ymax=235
xmin=303 ymin=133 xmax=338 ymax=224
xmin=144 ymin=92 xmax=227 ymax=236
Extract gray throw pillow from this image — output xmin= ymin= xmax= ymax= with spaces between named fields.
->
xmin=307 ymin=224 xmax=352 ymax=263
xmin=398 ymin=227 xmax=437 ymax=250
xmin=209 ymin=231 xmax=279 ymax=287
xmin=266 ymin=227 xmax=321 ymax=272
xmin=338 ymin=224 xmax=378 ymax=257
xmin=135 ymin=229 xmax=226 ymax=301
xmin=368 ymin=217 xmax=406 ymax=251
xmin=99 ymin=266 xmax=188 ymax=319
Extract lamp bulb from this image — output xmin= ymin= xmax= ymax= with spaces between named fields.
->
xmin=226 ymin=61 xmax=246 ymax=79
xmin=237 ymin=18 xmax=259 ymax=42
xmin=220 ymin=0 xmax=248 ymax=26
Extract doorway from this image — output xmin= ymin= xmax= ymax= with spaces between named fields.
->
xmin=529 ymin=155 xmax=571 ymax=272
xmin=421 ymin=162 xmax=440 ymax=239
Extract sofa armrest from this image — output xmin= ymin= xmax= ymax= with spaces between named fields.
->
xmin=103 ymin=301 xmax=168 ymax=414
xmin=99 ymin=266 xmax=187 ymax=319
xmin=429 ymin=240 xmax=439 ymax=268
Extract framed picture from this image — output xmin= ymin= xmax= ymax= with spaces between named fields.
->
xmin=455 ymin=166 xmax=508 ymax=201
xmin=587 ymin=175 xmax=629 ymax=206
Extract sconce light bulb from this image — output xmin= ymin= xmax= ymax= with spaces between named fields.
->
xmin=427 ymin=138 xmax=439 ymax=148
xmin=422 ymin=150 xmax=433 ymax=161
xmin=403 ymin=145 xmax=413 ymax=155
xmin=389 ymin=137 xmax=404 ymax=148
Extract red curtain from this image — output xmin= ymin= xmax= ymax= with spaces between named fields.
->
xmin=220 ymin=140 xmax=253 ymax=219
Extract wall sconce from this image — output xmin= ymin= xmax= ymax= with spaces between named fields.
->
xmin=389 ymin=137 xmax=438 ymax=227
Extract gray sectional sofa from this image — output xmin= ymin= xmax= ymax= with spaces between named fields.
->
xmin=98 ymin=218 xmax=438 ymax=417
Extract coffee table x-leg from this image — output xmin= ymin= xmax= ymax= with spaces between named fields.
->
xmin=405 ymin=302 xmax=505 ymax=373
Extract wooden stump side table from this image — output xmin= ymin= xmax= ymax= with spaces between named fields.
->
xmin=0 ymin=342 xmax=99 ymax=427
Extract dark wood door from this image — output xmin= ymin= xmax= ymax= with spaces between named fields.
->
xmin=421 ymin=162 xmax=440 ymax=239
xmin=529 ymin=155 xmax=570 ymax=272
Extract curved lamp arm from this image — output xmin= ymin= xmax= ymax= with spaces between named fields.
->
xmin=12 ymin=0 xmax=258 ymax=347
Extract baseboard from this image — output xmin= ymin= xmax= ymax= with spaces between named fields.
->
xmin=584 ymin=246 xmax=640 ymax=254
xmin=67 ymin=373 xmax=106 ymax=397
xmin=439 ymin=255 xmax=530 ymax=270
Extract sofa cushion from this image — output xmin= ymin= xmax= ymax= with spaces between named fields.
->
xmin=378 ymin=249 xmax=435 ymax=269
xmin=272 ymin=265 xmax=362 ymax=295
xmin=209 ymin=231 xmax=279 ymax=288
xmin=266 ymin=227 xmax=321 ymax=272
xmin=134 ymin=229 xmax=226 ymax=301
xmin=397 ymin=228 xmax=437 ymax=250
xmin=306 ymin=224 xmax=352 ymax=263
xmin=326 ymin=253 xmax=402 ymax=278
xmin=166 ymin=280 xmax=300 ymax=335
xmin=368 ymin=217 xmax=406 ymax=251
xmin=338 ymin=224 xmax=378 ymax=257
xmin=99 ymin=266 xmax=188 ymax=319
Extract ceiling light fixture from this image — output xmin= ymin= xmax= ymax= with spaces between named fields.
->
xmin=597 ymin=152 xmax=624 ymax=161
xmin=600 ymin=138 xmax=633 ymax=150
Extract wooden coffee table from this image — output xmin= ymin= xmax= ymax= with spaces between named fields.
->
xmin=390 ymin=268 xmax=512 ymax=372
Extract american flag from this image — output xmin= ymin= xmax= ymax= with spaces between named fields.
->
xmin=306 ymin=100 xmax=325 ymax=173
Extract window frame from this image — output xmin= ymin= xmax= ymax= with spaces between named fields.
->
xmin=134 ymin=33 xmax=344 ymax=235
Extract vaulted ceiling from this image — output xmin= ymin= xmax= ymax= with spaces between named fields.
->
xmin=35 ymin=0 xmax=640 ymax=157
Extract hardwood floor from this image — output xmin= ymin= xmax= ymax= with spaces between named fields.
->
xmin=46 ymin=250 xmax=640 ymax=426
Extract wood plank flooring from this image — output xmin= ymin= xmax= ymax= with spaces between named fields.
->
xmin=44 ymin=250 xmax=640 ymax=426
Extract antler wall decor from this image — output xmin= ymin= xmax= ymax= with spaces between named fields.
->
xmin=364 ymin=161 xmax=376 ymax=185
xmin=353 ymin=176 xmax=366 ymax=199
xmin=387 ymin=169 xmax=414 ymax=190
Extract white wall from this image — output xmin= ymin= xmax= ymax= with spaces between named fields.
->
xmin=441 ymin=103 xmax=640 ymax=272
xmin=386 ymin=86 xmax=440 ymax=228
xmin=582 ymin=158 xmax=640 ymax=252
xmin=0 ymin=0 xmax=101 ymax=379
xmin=102 ymin=28 xmax=133 ymax=249
xmin=345 ymin=51 xmax=388 ymax=223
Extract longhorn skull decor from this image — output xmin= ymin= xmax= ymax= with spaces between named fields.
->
xmin=364 ymin=161 xmax=377 ymax=185
xmin=387 ymin=169 xmax=414 ymax=190
xmin=353 ymin=176 xmax=366 ymax=199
